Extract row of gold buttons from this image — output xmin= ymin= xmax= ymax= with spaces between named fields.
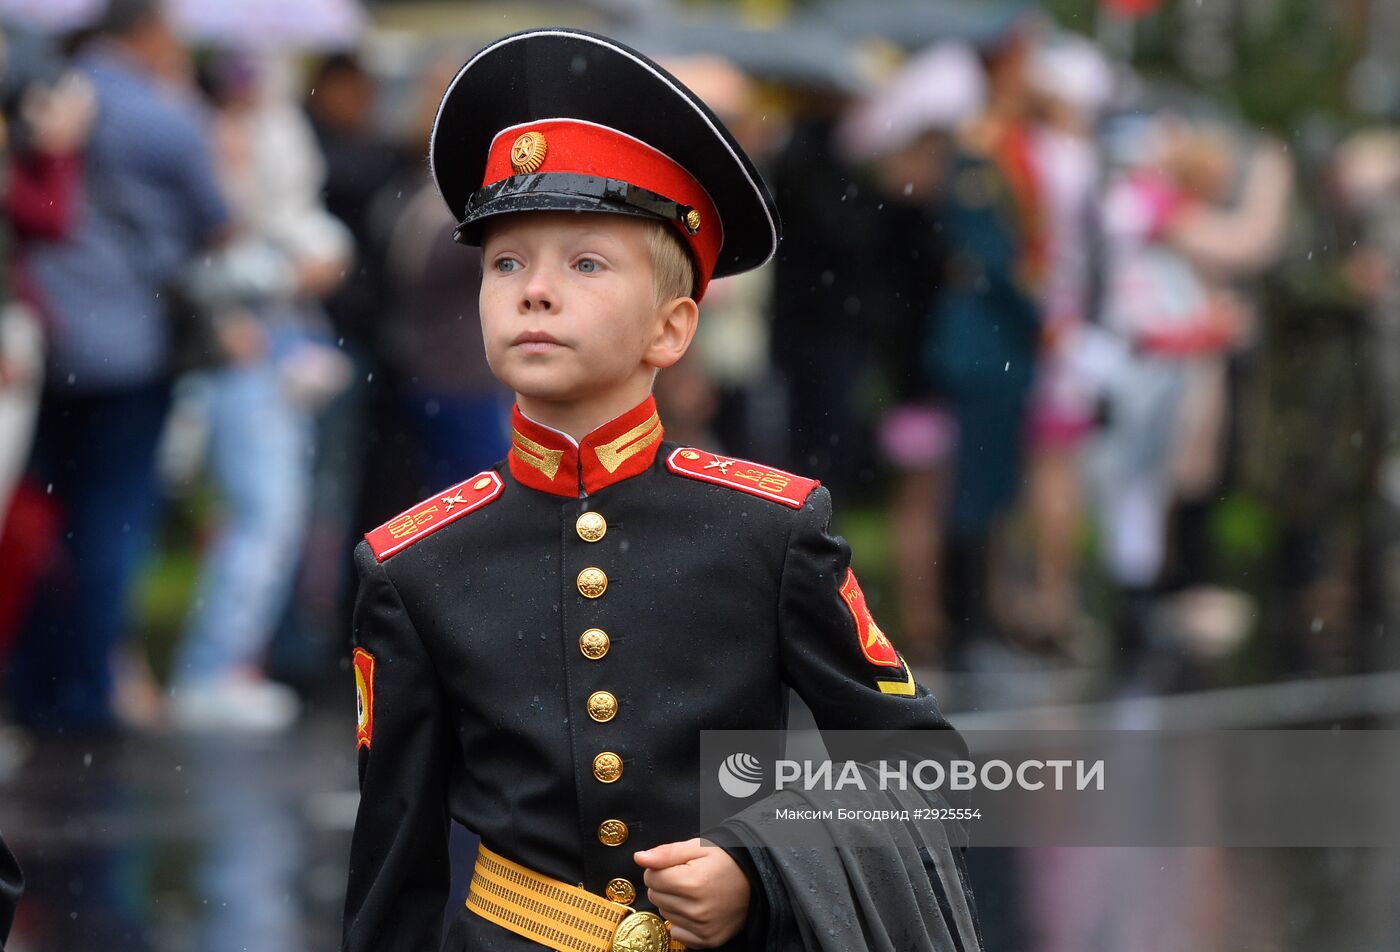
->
xmin=576 ymin=511 xmax=632 ymax=872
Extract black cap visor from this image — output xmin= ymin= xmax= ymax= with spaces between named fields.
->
xmin=453 ymin=172 xmax=704 ymax=246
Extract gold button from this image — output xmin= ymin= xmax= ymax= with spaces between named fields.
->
xmin=680 ymin=450 xmax=701 ymax=460
xmin=598 ymin=819 xmax=629 ymax=846
xmin=577 ymin=567 xmax=608 ymax=598
xmin=472 ymin=476 xmax=492 ymax=491
xmin=606 ymin=877 xmax=636 ymax=904
xmin=579 ymin=629 xmax=610 ymax=660
xmin=576 ymin=511 xmax=607 ymax=542
xmin=593 ymin=751 xmax=623 ymax=783
xmin=587 ymin=691 xmax=617 ymax=722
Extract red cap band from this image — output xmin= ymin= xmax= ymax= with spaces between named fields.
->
xmin=483 ymin=118 xmax=723 ymax=298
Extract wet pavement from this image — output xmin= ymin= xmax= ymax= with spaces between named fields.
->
xmin=0 ymin=710 xmax=356 ymax=952
xmin=2 ymin=672 xmax=1399 ymax=951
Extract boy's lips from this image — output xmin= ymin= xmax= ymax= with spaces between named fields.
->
xmin=511 ymin=330 xmax=566 ymax=353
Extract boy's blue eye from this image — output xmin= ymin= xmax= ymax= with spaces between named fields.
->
xmin=495 ymin=258 xmax=520 ymax=273
xmin=576 ymin=258 xmax=600 ymax=274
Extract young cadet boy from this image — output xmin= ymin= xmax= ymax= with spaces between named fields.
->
xmin=345 ymin=28 xmax=981 ymax=952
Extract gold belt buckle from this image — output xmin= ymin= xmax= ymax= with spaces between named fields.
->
xmin=611 ymin=909 xmax=671 ymax=952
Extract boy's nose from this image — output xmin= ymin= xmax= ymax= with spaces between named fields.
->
xmin=521 ymin=273 xmax=555 ymax=313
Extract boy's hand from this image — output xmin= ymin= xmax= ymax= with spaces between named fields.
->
xmin=633 ymin=838 xmax=749 ymax=948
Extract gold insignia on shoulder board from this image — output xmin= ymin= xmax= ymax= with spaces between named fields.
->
xmin=510 ymin=131 xmax=548 ymax=174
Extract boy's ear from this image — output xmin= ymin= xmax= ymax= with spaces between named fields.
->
xmin=644 ymin=296 xmax=699 ymax=370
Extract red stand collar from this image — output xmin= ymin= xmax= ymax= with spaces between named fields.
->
xmin=508 ymin=396 xmax=665 ymax=498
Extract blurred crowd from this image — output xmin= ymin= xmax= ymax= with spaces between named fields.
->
xmin=0 ymin=0 xmax=1397 ymax=745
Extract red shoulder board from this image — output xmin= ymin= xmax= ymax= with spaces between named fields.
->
xmin=365 ymin=471 xmax=503 ymax=561
xmin=665 ymin=447 xmax=819 ymax=509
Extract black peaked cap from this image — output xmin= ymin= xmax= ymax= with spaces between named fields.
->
xmin=429 ymin=28 xmax=781 ymax=279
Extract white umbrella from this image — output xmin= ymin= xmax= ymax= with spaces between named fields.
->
xmin=836 ymin=43 xmax=986 ymax=163
xmin=0 ymin=0 xmax=365 ymax=50
xmin=0 ymin=0 xmax=102 ymax=32
xmin=171 ymin=0 xmax=365 ymax=51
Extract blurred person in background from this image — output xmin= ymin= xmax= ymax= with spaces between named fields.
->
xmin=1154 ymin=122 xmax=1291 ymax=586
xmin=165 ymin=51 xmax=351 ymax=732
xmin=654 ymin=54 xmax=782 ymax=454
xmin=1016 ymin=33 xmax=1114 ymax=653
xmin=922 ymin=20 xmax=1047 ymax=663
xmin=837 ymin=43 xmax=985 ymax=662
xmin=1093 ymin=115 xmax=1290 ymax=687
xmin=0 ymin=26 xmax=92 ymax=680
xmin=307 ymin=52 xmax=401 ymax=359
xmin=768 ymin=69 xmax=884 ymax=497
xmin=296 ymin=52 xmax=407 ymax=660
xmin=8 ymin=0 xmax=230 ymax=731
xmin=1336 ymin=130 xmax=1400 ymax=459
xmin=375 ymin=52 xmax=509 ymax=497
xmin=1327 ymin=130 xmax=1400 ymax=671
xmin=1155 ymin=123 xmax=1290 ymax=681
xmin=1093 ymin=114 xmax=1199 ymax=675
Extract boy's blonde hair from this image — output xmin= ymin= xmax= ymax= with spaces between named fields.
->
xmin=643 ymin=221 xmax=697 ymax=306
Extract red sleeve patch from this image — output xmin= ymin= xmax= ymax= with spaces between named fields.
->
xmin=665 ymin=447 xmax=819 ymax=509
xmin=353 ymin=647 xmax=375 ymax=749
xmin=365 ymin=471 xmax=504 ymax=561
xmin=839 ymin=568 xmax=902 ymax=668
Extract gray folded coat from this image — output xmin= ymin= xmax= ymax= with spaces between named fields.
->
xmin=709 ymin=770 xmax=983 ymax=952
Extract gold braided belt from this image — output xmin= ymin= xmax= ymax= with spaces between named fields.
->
xmin=466 ymin=844 xmax=686 ymax=952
